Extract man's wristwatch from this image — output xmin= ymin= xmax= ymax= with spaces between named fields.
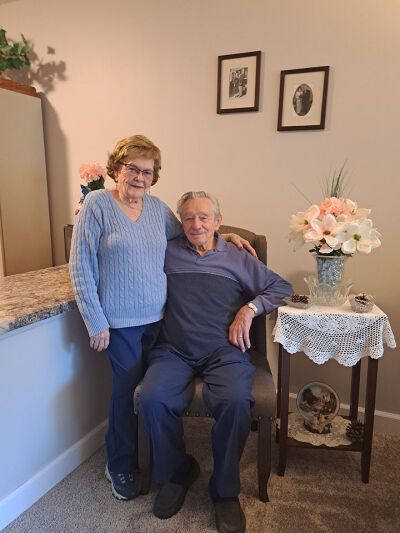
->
xmin=247 ymin=302 xmax=258 ymax=315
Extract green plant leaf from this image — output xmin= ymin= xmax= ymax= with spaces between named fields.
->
xmin=0 ymin=27 xmax=30 ymax=73
xmin=0 ymin=29 xmax=8 ymax=47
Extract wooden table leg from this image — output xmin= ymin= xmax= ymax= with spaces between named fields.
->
xmin=350 ymin=360 xmax=361 ymax=420
xmin=276 ymin=344 xmax=283 ymax=443
xmin=361 ymin=358 xmax=379 ymax=483
xmin=278 ymin=346 xmax=290 ymax=476
xmin=277 ymin=344 xmax=282 ymax=419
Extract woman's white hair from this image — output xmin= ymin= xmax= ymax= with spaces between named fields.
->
xmin=177 ymin=191 xmax=221 ymax=219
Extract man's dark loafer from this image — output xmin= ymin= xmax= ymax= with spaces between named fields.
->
xmin=213 ymin=498 xmax=246 ymax=533
xmin=153 ymin=454 xmax=200 ymax=519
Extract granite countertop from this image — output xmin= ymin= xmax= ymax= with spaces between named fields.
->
xmin=0 ymin=264 xmax=77 ymax=335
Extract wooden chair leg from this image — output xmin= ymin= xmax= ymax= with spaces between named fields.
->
xmin=278 ymin=348 xmax=290 ymax=476
xmin=138 ymin=414 xmax=152 ymax=494
xmin=257 ymin=417 xmax=271 ymax=502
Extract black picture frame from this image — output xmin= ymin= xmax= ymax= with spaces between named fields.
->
xmin=277 ymin=66 xmax=329 ymax=131
xmin=217 ymin=51 xmax=261 ymax=114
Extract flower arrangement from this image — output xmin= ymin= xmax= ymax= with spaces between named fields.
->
xmin=289 ymin=169 xmax=381 ymax=256
xmin=75 ymin=163 xmax=107 ymax=215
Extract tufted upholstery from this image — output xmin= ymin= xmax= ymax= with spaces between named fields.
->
xmin=134 ymin=225 xmax=276 ymax=502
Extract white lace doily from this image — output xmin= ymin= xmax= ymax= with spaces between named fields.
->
xmin=273 ymin=302 xmax=396 ymax=366
xmin=277 ymin=413 xmax=353 ymax=447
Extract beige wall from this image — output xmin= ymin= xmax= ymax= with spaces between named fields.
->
xmin=2 ymin=0 xmax=399 ymax=417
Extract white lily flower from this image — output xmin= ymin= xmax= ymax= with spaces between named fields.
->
xmin=289 ymin=205 xmax=320 ymax=232
xmin=353 ymin=207 xmax=371 ymax=222
xmin=304 ymin=214 xmax=345 ymax=250
xmin=289 ymin=204 xmax=320 ymax=250
xmin=337 ymin=219 xmax=381 ymax=254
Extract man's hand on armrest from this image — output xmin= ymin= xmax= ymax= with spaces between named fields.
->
xmin=229 ymin=305 xmax=255 ymax=352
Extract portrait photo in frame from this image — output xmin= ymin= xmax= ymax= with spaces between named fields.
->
xmin=277 ymin=66 xmax=329 ymax=131
xmin=217 ymin=51 xmax=261 ymax=114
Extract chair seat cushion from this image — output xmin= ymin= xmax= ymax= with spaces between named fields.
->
xmin=134 ymin=349 xmax=276 ymax=420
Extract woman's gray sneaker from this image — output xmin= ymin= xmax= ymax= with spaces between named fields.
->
xmin=105 ymin=464 xmax=141 ymax=500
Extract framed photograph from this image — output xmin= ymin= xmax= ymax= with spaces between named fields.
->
xmin=277 ymin=66 xmax=329 ymax=131
xmin=217 ymin=51 xmax=261 ymax=114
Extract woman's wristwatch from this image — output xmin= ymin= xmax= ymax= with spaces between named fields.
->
xmin=247 ymin=302 xmax=258 ymax=315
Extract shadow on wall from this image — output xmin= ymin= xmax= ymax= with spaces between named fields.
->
xmin=4 ymin=40 xmax=66 ymax=94
xmin=289 ymin=269 xmax=311 ymax=294
xmin=40 ymin=92 xmax=70 ymax=266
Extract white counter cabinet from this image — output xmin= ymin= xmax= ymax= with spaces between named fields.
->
xmin=0 ymin=266 xmax=111 ymax=529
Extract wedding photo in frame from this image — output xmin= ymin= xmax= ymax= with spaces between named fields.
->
xmin=217 ymin=51 xmax=261 ymax=114
xmin=277 ymin=66 xmax=329 ymax=131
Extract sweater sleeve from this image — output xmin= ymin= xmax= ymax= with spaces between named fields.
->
xmin=69 ymin=194 xmax=110 ymax=337
xmin=239 ymin=252 xmax=293 ymax=315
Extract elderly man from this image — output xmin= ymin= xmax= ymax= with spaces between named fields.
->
xmin=139 ymin=192 xmax=292 ymax=533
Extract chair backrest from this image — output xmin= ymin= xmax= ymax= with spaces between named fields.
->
xmin=64 ymin=224 xmax=73 ymax=263
xmin=219 ymin=224 xmax=267 ymax=359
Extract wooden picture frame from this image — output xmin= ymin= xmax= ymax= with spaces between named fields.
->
xmin=277 ymin=66 xmax=329 ymax=131
xmin=217 ymin=51 xmax=261 ymax=114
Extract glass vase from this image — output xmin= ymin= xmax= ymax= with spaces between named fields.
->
xmin=304 ymin=254 xmax=352 ymax=306
xmin=314 ymin=255 xmax=347 ymax=286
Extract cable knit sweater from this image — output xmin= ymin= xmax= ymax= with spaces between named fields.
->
xmin=69 ymin=190 xmax=182 ymax=337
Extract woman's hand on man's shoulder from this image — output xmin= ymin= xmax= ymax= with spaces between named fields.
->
xmin=221 ymin=233 xmax=257 ymax=258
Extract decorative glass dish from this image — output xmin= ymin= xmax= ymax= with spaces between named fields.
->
xmin=283 ymin=295 xmax=310 ymax=309
xmin=349 ymin=293 xmax=376 ymax=313
xmin=304 ymin=275 xmax=353 ymax=306
xmin=297 ymin=381 xmax=340 ymax=434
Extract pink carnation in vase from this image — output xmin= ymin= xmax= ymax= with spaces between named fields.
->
xmin=79 ymin=163 xmax=107 ymax=183
xmin=75 ymin=162 xmax=107 ymax=215
xmin=319 ymin=197 xmax=345 ymax=217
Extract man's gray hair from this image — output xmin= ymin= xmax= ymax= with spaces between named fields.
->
xmin=177 ymin=191 xmax=221 ymax=219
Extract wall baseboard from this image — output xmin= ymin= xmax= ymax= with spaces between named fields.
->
xmin=0 ymin=419 xmax=108 ymax=531
xmin=288 ymin=393 xmax=400 ymax=435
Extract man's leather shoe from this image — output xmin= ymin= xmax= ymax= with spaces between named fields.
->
xmin=153 ymin=454 xmax=200 ymax=519
xmin=213 ymin=498 xmax=246 ymax=533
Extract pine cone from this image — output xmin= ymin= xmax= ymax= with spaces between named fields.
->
xmin=346 ymin=420 xmax=364 ymax=442
xmin=290 ymin=293 xmax=309 ymax=304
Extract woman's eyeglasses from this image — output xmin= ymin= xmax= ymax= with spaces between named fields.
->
xmin=118 ymin=161 xmax=154 ymax=179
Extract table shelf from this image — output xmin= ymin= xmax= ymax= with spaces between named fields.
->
xmin=275 ymin=423 xmax=362 ymax=452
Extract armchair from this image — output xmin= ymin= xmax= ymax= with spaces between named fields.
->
xmin=134 ymin=224 xmax=276 ymax=502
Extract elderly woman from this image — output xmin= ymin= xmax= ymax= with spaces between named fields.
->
xmin=69 ymin=135 xmax=253 ymax=502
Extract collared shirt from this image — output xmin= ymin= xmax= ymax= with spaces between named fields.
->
xmin=158 ymin=233 xmax=293 ymax=360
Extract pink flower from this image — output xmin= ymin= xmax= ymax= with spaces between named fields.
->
xmin=79 ymin=163 xmax=107 ymax=183
xmin=319 ymin=197 xmax=345 ymax=217
xmin=304 ymin=214 xmax=345 ymax=253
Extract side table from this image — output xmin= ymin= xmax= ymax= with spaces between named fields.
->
xmin=273 ymin=301 xmax=396 ymax=482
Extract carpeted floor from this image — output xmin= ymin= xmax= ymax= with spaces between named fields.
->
xmin=4 ymin=419 xmax=400 ymax=533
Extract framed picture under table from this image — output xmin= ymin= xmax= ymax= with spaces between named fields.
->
xmin=277 ymin=66 xmax=329 ymax=131
xmin=217 ymin=51 xmax=261 ymax=114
